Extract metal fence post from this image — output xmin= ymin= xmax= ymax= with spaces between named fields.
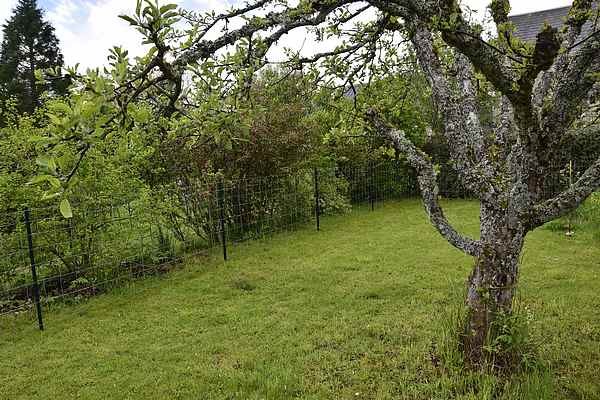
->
xmin=24 ymin=208 xmax=44 ymax=331
xmin=313 ymin=168 xmax=320 ymax=231
xmin=218 ymin=179 xmax=228 ymax=261
xmin=369 ymin=163 xmax=375 ymax=211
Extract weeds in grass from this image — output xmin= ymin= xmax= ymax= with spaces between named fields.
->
xmin=484 ymin=303 xmax=539 ymax=373
xmin=230 ymin=277 xmax=256 ymax=291
xmin=431 ymin=284 xmax=551 ymax=399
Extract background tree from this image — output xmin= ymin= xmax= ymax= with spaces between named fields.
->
xmin=0 ymin=0 xmax=67 ymax=115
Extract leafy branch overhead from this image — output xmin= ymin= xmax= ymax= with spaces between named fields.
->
xmin=38 ymin=0 xmax=598 ymax=215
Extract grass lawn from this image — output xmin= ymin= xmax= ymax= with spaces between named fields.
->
xmin=1 ymin=199 xmax=599 ymax=399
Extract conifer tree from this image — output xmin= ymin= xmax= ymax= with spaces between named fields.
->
xmin=0 ymin=0 xmax=67 ymax=114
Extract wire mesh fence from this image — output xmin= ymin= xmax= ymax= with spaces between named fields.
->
xmin=0 ymin=158 xmax=596 ymax=331
xmin=0 ymin=163 xmax=417 ymax=326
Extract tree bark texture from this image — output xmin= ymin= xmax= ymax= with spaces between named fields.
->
xmin=462 ymin=203 xmax=525 ymax=365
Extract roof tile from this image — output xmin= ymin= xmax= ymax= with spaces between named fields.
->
xmin=508 ymin=5 xmax=598 ymax=45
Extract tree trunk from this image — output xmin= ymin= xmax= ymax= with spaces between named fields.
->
xmin=462 ymin=204 xmax=525 ymax=367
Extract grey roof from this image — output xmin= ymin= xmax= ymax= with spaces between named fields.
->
xmin=508 ymin=5 xmax=597 ymax=43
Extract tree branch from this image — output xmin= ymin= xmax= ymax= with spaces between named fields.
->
xmin=409 ymin=22 xmax=499 ymax=201
xmin=526 ymin=157 xmax=600 ymax=229
xmin=537 ymin=1 xmax=598 ymax=140
xmin=174 ymin=0 xmax=357 ymax=69
xmin=366 ymin=109 xmax=482 ymax=257
xmin=539 ymin=34 xmax=600 ymax=143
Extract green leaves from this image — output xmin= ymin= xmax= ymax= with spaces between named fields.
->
xmin=59 ymin=198 xmax=73 ymax=219
xmin=27 ymin=174 xmax=61 ymax=188
xmin=34 ymin=68 xmax=46 ymax=84
xmin=118 ymin=15 xmax=139 ymax=26
xmin=123 ymin=0 xmax=180 ymax=44
xmin=159 ymin=4 xmax=178 ymax=14
xmin=108 ymin=46 xmax=131 ymax=83
xmin=36 ymin=156 xmax=58 ymax=174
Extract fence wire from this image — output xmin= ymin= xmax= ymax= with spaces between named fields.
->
xmin=0 ymin=159 xmax=596 ymax=329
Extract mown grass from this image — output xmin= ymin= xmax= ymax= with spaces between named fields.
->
xmin=1 ymin=199 xmax=599 ymax=399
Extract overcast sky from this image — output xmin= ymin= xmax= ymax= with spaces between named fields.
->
xmin=0 ymin=0 xmax=574 ymax=69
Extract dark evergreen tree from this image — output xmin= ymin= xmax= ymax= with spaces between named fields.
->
xmin=0 ymin=0 xmax=67 ymax=114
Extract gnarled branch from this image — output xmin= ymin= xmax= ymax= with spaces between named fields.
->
xmin=366 ymin=109 xmax=482 ymax=257
xmin=174 ymin=0 xmax=358 ymax=69
xmin=368 ymin=0 xmax=520 ymax=102
xmin=410 ymin=22 xmax=500 ymax=201
xmin=537 ymin=2 xmax=598 ymax=140
xmin=526 ymin=157 xmax=600 ymax=229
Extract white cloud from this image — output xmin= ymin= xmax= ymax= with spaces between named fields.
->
xmin=46 ymin=0 xmax=78 ymax=25
xmin=189 ymin=0 xmax=233 ymax=13
xmin=45 ymin=0 xmax=152 ymax=70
